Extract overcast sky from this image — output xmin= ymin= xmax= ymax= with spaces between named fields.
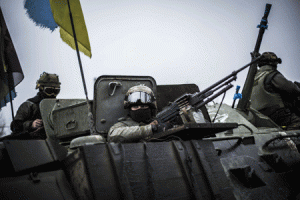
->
xmin=1 ymin=0 xmax=300 ymax=135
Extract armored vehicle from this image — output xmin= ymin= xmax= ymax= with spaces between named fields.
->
xmin=1 ymin=74 xmax=300 ymax=200
xmin=2 ymin=3 xmax=300 ymax=200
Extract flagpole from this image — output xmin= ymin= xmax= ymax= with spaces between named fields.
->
xmin=6 ymin=69 xmax=15 ymax=121
xmin=66 ymin=0 xmax=96 ymax=135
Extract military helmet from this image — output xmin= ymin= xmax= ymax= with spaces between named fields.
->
xmin=124 ymin=84 xmax=157 ymax=110
xmin=258 ymin=52 xmax=282 ymax=67
xmin=36 ymin=72 xmax=61 ymax=89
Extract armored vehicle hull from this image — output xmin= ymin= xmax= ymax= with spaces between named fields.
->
xmin=1 ymin=75 xmax=300 ymax=199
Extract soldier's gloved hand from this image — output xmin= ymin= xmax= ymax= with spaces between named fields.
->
xmin=151 ymin=120 xmax=173 ymax=134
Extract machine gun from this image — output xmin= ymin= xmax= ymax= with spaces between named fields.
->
xmin=156 ymin=57 xmax=262 ymax=124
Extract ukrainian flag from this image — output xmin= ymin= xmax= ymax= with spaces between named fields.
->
xmin=24 ymin=0 xmax=92 ymax=58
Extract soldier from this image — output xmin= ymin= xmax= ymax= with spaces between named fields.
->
xmin=10 ymin=72 xmax=61 ymax=139
xmin=251 ymin=52 xmax=300 ymax=130
xmin=108 ymin=84 xmax=172 ymax=143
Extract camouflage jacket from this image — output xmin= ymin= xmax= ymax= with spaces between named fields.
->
xmin=10 ymin=92 xmax=44 ymax=134
xmin=108 ymin=117 xmax=153 ymax=143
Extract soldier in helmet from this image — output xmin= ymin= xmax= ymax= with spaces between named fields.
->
xmin=251 ymin=52 xmax=300 ymax=130
xmin=108 ymin=84 xmax=172 ymax=143
xmin=10 ymin=72 xmax=61 ymax=139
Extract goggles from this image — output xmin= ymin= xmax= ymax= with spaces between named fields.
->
xmin=43 ymin=87 xmax=60 ymax=95
xmin=127 ymin=92 xmax=153 ymax=104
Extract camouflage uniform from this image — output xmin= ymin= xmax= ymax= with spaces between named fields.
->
xmin=108 ymin=84 xmax=173 ymax=142
xmin=108 ymin=84 xmax=159 ymax=143
xmin=108 ymin=117 xmax=153 ymax=143
xmin=251 ymin=63 xmax=300 ymax=130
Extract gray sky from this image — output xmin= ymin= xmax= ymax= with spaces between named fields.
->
xmin=1 ymin=0 xmax=300 ymax=135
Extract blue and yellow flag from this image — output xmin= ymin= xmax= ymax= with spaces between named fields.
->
xmin=24 ymin=0 xmax=92 ymax=58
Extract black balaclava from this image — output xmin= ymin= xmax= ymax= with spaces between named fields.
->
xmin=129 ymin=108 xmax=152 ymax=123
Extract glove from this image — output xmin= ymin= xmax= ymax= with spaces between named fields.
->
xmin=151 ymin=122 xmax=173 ymax=134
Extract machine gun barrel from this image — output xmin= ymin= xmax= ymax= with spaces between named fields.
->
xmin=198 ymin=56 xmax=262 ymax=97
xmin=189 ymin=76 xmax=236 ymax=106
xmin=254 ymin=3 xmax=272 ymax=53
xmin=156 ymin=56 xmax=262 ymax=124
xmin=195 ymin=84 xmax=234 ymax=109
